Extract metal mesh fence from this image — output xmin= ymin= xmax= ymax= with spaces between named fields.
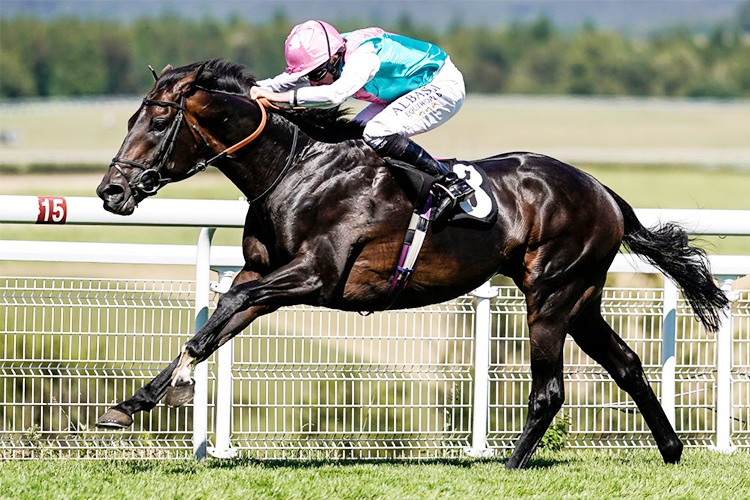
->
xmin=734 ymin=290 xmax=750 ymax=449
xmin=0 ymin=276 xmax=747 ymax=459
xmin=486 ymin=287 xmax=725 ymax=450
xmin=228 ymin=299 xmax=476 ymax=459
xmin=0 ymin=278 xmax=199 ymax=458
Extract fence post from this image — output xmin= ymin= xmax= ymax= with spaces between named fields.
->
xmin=193 ymin=227 xmax=215 ymax=460
xmin=713 ymin=276 xmax=738 ymax=453
xmin=465 ymin=280 xmax=496 ymax=458
xmin=209 ymin=269 xmax=238 ymax=458
xmin=661 ymin=279 xmax=678 ymax=428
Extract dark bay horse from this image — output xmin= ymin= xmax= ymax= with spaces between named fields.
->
xmin=96 ymin=59 xmax=728 ymax=469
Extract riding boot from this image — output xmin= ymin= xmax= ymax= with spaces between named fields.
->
xmin=366 ymin=134 xmax=474 ymax=220
xmin=399 ymin=140 xmax=475 ymax=219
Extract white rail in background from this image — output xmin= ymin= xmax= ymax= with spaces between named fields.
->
xmin=2 ymin=195 xmax=750 ymax=235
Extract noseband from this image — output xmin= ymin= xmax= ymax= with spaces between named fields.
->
xmin=109 ymin=91 xmax=286 ymax=202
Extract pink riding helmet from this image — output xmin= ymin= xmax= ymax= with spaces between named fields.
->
xmin=285 ymin=20 xmax=345 ymax=75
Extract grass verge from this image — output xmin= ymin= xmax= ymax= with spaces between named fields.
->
xmin=1 ymin=449 xmax=749 ymax=500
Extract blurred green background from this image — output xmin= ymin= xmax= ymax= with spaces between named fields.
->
xmin=3 ymin=1 xmax=750 ymax=99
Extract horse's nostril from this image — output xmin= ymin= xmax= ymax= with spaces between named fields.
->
xmin=99 ymin=183 xmax=125 ymax=202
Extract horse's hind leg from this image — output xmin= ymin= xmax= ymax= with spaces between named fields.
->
xmin=505 ymin=316 xmax=567 ymax=469
xmin=505 ymin=271 xmax=599 ymax=469
xmin=569 ymin=301 xmax=683 ymax=464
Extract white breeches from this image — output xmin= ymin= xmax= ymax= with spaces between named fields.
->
xmin=358 ymin=56 xmax=466 ymax=143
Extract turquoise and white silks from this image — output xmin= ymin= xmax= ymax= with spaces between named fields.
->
xmin=257 ymin=27 xmax=465 ymax=141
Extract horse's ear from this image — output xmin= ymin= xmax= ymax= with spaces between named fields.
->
xmin=160 ymin=64 xmax=173 ymax=77
xmin=174 ymin=63 xmax=206 ymax=96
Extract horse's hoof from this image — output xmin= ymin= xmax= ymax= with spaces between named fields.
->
xmin=661 ymin=438 xmax=683 ymax=464
xmin=164 ymin=379 xmax=195 ymax=408
xmin=96 ymin=408 xmax=133 ymax=428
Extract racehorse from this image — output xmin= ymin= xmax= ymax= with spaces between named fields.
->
xmin=96 ymin=59 xmax=728 ymax=469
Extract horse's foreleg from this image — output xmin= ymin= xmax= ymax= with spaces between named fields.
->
xmin=167 ymin=253 xmax=326 ymax=405
xmin=97 ymin=270 xmax=266 ymax=428
xmin=97 ymin=354 xmax=182 ymax=428
xmin=570 ymin=305 xmax=683 ymax=464
xmin=164 ymin=304 xmax=274 ymax=407
xmin=163 ymin=263 xmax=276 ymax=407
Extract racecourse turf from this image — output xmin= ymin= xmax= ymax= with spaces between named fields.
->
xmin=1 ymin=449 xmax=749 ymax=500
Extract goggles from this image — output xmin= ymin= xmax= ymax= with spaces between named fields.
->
xmin=307 ymin=63 xmax=330 ymax=82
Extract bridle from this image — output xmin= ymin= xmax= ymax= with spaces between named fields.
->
xmin=110 ymin=95 xmax=192 ymax=198
xmin=109 ymin=89 xmax=298 ymax=205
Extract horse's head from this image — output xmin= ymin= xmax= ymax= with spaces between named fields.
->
xmin=97 ymin=63 xmax=208 ymax=215
xmin=98 ymin=58 xmax=362 ymax=215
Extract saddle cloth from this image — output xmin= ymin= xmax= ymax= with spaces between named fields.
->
xmin=440 ymin=158 xmax=498 ymax=225
xmin=386 ymin=157 xmax=498 ymax=225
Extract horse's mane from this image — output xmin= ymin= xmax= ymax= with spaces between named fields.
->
xmin=155 ymin=59 xmax=364 ymax=142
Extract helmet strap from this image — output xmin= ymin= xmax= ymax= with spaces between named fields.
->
xmin=312 ymin=21 xmax=344 ymax=81
xmin=330 ymin=47 xmax=345 ymax=80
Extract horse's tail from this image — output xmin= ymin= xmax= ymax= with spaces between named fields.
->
xmin=605 ymin=186 xmax=729 ymax=332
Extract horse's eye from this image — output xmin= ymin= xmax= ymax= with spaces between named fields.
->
xmin=152 ymin=119 xmax=168 ymax=132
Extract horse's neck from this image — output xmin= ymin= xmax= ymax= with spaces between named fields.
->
xmin=214 ymin=107 xmax=376 ymax=211
xmin=217 ymin=112 xmax=306 ymax=200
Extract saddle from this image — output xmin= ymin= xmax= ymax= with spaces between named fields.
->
xmin=382 ymin=158 xmax=498 ymax=308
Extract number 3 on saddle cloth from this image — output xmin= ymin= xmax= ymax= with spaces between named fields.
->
xmin=383 ymin=158 xmax=499 ymax=309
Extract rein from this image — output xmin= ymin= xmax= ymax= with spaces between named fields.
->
xmin=110 ymin=92 xmax=298 ymax=203
xmin=200 ymin=97 xmax=300 ymax=206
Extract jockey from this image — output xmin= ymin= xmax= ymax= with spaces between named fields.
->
xmin=250 ymin=20 xmax=474 ymax=218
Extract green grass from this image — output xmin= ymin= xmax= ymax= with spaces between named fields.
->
xmin=2 ymin=96 xmax=749 ymax=158
xmin=424 ymin=97 xmax=750 ymax=162
xmin=1 ymin=450 xmax=749 ymax=499
xmin=578 ymin=163 xmax=750 ymax=211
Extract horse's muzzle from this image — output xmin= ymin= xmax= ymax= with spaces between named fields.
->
xmin=96 ymin=181 xmax=136 ymax=215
